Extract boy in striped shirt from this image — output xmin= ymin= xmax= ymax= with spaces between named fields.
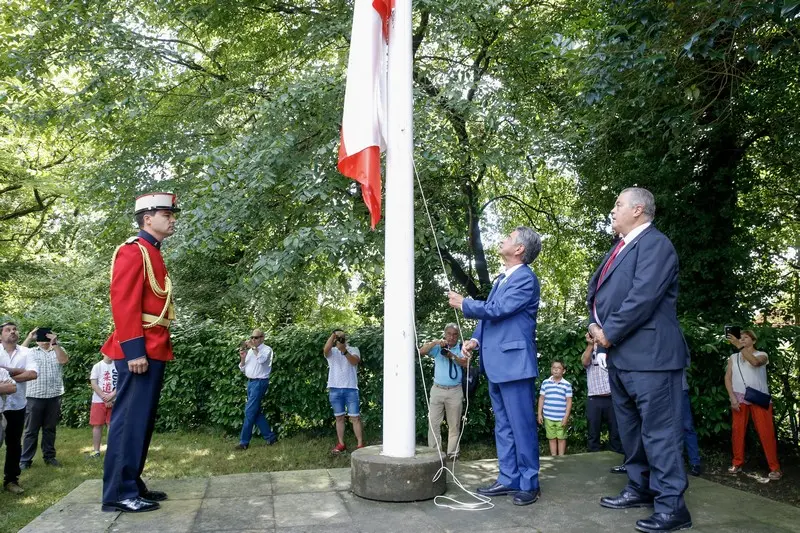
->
xmin=537 ymin=360 xmax=573 ymax=456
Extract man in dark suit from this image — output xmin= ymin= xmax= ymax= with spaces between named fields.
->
xmin=449 ymin=227 xmax=541 ymax=506
xmin=587 ymin=188 xmax=691 ymax=533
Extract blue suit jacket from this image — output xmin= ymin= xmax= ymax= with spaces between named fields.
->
xmin=463 ymin=264 xmax=540 ymax=384
xmin=586 ymin=225 xmax=689 ymax=371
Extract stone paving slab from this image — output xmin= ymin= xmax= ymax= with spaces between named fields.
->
xmin=20 ymin=452 xmax=800 ymax=533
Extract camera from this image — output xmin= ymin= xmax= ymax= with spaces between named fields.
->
xmin=724 ymin=325 xmax=741 ymax=339
xmin=440 ymin=347 xmax=453 ymax=358
xmin=36 ymin=328 xmax=52 ymax=342
xmin=336 ymin=336 xmax=346 ymax=344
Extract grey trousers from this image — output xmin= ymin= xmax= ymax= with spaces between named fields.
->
xmin=21 ymin=396 xmax=61 ymax=464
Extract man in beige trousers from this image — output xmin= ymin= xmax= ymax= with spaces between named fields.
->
xmin=420 ymin=324 xmax=469 ymax=459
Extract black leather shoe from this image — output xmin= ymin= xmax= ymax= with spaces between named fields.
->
xmin=476 ymin=482 xmax=517 ymax=497
xmin=234 ymin=443 xmax=248 ymax=451
xmin=635 ymin=509 xmax=692 ymax=533
xmin=101 ymin=497 xmax=160 ymax=513
xmin=265 ymin=437 xmax=278 ymax=445
xmin=609 ymin=464 xmax=627 ymax=474
xmin=688 ymin=464 xmax=702 ymax=477
xmin=600 ymin=490 xmax=654 ymax=509
xmin=44 ymin=458 xmax=62 ymax=467
xmin=141 ymin=489 xmax=168 ymax=502
xmin=512 ymin=489 xmax=541 ymax=506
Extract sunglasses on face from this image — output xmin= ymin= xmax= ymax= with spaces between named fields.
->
xmin=250 ymin=335 xmax=263 ymax=340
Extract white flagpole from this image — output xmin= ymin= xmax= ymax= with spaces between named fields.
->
xmin=382 ymin=0 xmax=415 ymax=458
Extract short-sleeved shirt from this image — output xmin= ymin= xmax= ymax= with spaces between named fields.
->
xmin=0 ymin=368 xmax=12 ymax=413
xmin=0 ymin=345 xmax=37 ymax=411
xmin=326 ymin=344 xmax=360 ymax=389
xmin=729 ymin=351 xmax=769 ymax=398
xmin=540 ymin=376 xmax=573 ymax=421
xmin=90 ymin=361 xmax=118 ymax=403
xmin=428 ymin=343 xmax=463 ymax=387
xmin=26 ymin=346 xmax=65 ymax=398
xmin=584 ymin=352 xmax=611 ymax=396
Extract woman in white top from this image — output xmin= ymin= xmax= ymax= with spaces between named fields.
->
xmin=724 ymin=330 xmax=781 ymax=480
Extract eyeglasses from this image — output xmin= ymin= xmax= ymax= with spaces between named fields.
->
xmin=250 ymin=335 xmax=263 ymax=339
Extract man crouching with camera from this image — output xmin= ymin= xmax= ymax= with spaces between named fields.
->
xmin=323 ymin=330 xmax=364 ymax=454
xmin=419 ymin=324 xmax=469 ymax=460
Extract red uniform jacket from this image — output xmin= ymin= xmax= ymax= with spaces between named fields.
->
xmin=101 ymin=231 xmax=174 ymax=361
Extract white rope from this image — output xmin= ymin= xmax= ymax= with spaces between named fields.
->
xmin=412 ymin=158 xmax=494 ymax=512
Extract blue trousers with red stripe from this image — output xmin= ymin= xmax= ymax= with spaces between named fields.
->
xmin=102 ymin=359 xmax=165 ymax=503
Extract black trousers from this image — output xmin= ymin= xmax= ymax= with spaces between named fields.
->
xmin=586 ymin=395 xmax=623 ymax=454
xmin=3 ymin=408 xmax=26 ymax=485
xmin=609 ymin=368 xmax=688 ymax=515
xmin=21 ymin=396 xmax=62 ymax=464
xmin=102 ymin=359 xmax=166 ymax=503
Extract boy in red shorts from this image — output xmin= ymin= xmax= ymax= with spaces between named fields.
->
xmin=89 ymin=354 xmax=117 ymax=458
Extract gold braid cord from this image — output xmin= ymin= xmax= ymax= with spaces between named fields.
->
xmin=109 ymin=240 xmax=175 ymax=329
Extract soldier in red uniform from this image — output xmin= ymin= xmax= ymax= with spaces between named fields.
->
xmin=100 ymin=193 xmax=179 ymax=513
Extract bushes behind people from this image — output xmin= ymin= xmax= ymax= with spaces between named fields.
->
xmin=16 ymin=315 xmax=800 ymax=447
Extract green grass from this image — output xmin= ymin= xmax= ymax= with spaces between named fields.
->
xmin=0 ymin=426 xmax=497 ymax=533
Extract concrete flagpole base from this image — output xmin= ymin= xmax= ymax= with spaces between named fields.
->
xmin=350 ymin=446 xmax=446 ymax=502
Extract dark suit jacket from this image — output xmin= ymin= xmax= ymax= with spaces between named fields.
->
xmin=463 ymin=264 xmax=540 ymax=383
xmin=586 ymin=225 xmax=689 ymax=371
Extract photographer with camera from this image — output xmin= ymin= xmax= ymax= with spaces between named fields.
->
xmin=724 ymin=329 xmax=781 ymax=480
xmin=234 ymin=329 xmax=277 ymax=450
xmin=19 ymin=327 xmax=68 ymax=470
xmin=323 ymin=330 xmax=363 ymax=454
xmin=419 ymin=324 xmax=468 ymax=460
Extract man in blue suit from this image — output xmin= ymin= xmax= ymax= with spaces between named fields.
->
xmin=588 ymin=188 xmax=691 ymax=533
xmin=449 ymin=227 xmax=542 ymax=506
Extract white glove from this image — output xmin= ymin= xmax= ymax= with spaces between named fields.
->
xmin=596 ymin=352 xmax=608 ymax=371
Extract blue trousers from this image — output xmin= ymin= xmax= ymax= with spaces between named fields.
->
xmin=610 ymin=368 xmax=688 ymax=514
xmin=103 ymin=359 xmax=165 ymax=503
xmin=682 ymin=390 xmax=701 ymax=466
xmin=488 ymin=378 xmax=540 ymax=491
xmin=239 ymin=378 xmax=276 ymax=445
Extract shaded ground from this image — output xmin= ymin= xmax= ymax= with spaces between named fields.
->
xmin=697 ymin=445 xmax=800 ymax=508
xmin=20 ymin=451 xmax=800 ymax=533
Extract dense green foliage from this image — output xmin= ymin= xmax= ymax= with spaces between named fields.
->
xmin=23 ymin=317 xmax=800 ymax=447
xmin=2 ymin=0 xmax=798 ymax=329
xmin=1 ymin=1 xmax=799 ymax=455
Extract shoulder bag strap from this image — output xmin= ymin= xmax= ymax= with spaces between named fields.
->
xmin=735 ymin=353 xmax=749 ymax=388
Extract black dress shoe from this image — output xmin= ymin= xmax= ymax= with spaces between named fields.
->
xmin=688 ymin=464 xmax=702 ymax=477
xmin=609 ymin=464 xmax=627 ymax=474
xmin=101 ymin=497 xmax=161 ymax=513
xmin=600 ymin=490 xmax=654 ymax=509
xmin=141 ymin=489 xmax=168 ymax=502
xmin=512 ymin=489 xmax=541 ymax=506
xmin=635 ymin=509 xmax=692 ymax=533
xmin=476 ymin=482 xmax=517 ymax=497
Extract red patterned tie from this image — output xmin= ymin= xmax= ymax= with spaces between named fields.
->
xmin=598 ymin=240 xmax=625 ymax=286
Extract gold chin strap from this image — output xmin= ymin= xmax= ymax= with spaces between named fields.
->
xmin=110 ymin=239 xmax=175 ymax=329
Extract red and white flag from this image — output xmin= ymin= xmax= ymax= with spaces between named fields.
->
xmin=338 ymin=0 xmax=392 ymax=229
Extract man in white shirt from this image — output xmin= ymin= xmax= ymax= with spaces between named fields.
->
xmin=0 ymin=321 xmax=39 ymax=495
xmin=323 ymin=330 xmax=364 ymax=454
xmin=234 ymin=329 xmax=277 ymax=450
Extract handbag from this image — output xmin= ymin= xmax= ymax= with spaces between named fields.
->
xmin=735 ymin=354 xmax=771 ymax=408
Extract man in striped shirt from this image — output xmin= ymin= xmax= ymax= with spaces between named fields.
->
xmin=537 ymin=360 xmax=572 ymax=456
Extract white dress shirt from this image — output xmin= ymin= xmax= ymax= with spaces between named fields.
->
xmin=0 ymin=345 xmax=37 ymax=411
xmin=239 ymin=343 xmax=274 ymax=379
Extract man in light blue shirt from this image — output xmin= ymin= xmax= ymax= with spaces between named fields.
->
xmin=419 ymin=324 xmax=468 ymax=459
